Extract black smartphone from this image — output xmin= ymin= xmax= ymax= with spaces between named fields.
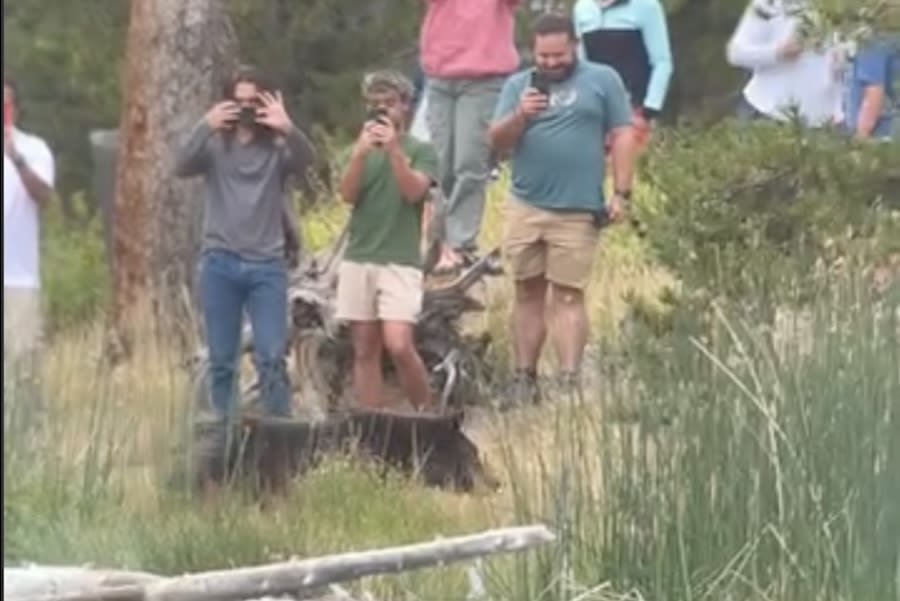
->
xmin=530 ymin=70 xmax=551 ymax=96
xmin=238 ymin=105 xmax=257 ymax=127
xmin=366 ymin=107 xmax=389 ymax=125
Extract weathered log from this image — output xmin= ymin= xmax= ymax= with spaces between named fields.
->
xmin=155 ymin=525 xmax=555 ymax=601
xmin=6 ymin=525 xmax=555 ymax=601
xmin=3 ymin=565 xmax=160 ymax=601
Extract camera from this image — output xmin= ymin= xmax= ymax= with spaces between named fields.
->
xmin=530 ymin=70 xmax=551 ymax=96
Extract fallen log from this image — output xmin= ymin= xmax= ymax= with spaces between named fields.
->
xmin=3 ymin=566 xmax=160 ymax=601
xmin=6 ymin=524 xmax=555 ymax=601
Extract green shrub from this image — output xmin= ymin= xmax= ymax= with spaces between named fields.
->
xmin=639 ymin=121 xmax=900 ymax=316
xmin=40 ymin=192 xmax=109 ymax=333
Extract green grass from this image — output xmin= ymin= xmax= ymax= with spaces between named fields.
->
xmin=4 ymin=176 xmax=899 ymax=600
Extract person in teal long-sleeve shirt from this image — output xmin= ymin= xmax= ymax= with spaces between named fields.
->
xmin=573 ymin=0 xmax=673 ymax=148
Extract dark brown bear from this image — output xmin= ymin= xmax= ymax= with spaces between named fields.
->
xmin=189 ymin=408 xmax=499 ymax=498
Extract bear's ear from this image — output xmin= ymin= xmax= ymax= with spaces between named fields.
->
xmin=449 ymin=409 xmax=465 ymax=430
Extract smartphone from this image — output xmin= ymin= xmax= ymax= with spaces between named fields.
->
xmin=366 ymin=108 xmax=389 ymax=147
xmin=530 ymin=70 xmax=551 ymax=96
xmin=238 ymin=105 xmax=257 ymax=127
xmin=366 ymin=107 xmax=389 ymax=125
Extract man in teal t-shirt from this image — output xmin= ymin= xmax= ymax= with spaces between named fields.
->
xmin=488 ymin=12 xmax=636 ymax=405
xmin=335 ymin=70 xmax=438 ymax=411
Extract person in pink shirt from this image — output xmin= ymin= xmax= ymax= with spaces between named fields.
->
xmin=419 ymin=0 xmax=521 ymax=273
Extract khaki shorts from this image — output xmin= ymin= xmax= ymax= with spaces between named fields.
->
xmin=502 ymin=194 xmax=599 ymax=290
xmin=335 ymin=261 xmax=424 ymax=323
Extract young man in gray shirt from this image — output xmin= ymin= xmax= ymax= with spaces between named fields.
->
xmin=175 ymin=66 xmax=316 ymax=420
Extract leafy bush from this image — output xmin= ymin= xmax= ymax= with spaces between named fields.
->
xmin=40 ymin=192 xmax=109 ymax=333
xmin=638 ymin=121 xmax=900 ymax=315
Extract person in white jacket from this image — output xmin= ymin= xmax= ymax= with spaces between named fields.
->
xmin=726 ymin=0 xmax=842 ymax=126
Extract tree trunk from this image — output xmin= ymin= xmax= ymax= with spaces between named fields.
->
xmin=111 ymin=0 xmax=238 ymax=359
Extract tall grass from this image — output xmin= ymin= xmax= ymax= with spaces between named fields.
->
xmin=4 ymin=178 xmax=898 ymax=600
xmin=485 ymin=272 xmax=899 ymax=601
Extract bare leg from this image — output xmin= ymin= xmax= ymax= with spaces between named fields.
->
xmin=382 ymin=320 xmax=433 ymax=411
xmin=350 ymin=321 xmax=385 ymax=409
xmin=512 ymin=276 xmax=549 ymax=370
xmin=549 ymin=283 xmax=589 ymax=373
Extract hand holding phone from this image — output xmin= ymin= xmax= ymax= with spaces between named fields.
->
xmin=515 ymin=69 xmax=551 ymax=117
xmin=205 ymin=101 xmax=239 ymax=130
xmin=366 ymin=108 xmax=390 ymax=147
xmin=530 ymin=70 xmax=551 ymax=97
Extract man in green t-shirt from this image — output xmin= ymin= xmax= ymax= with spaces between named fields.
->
xmin=335 ymin=70 xmax=439 ymax=411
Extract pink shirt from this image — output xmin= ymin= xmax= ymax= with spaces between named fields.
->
xmin=419 ymin=0 xmax=520 ymax=79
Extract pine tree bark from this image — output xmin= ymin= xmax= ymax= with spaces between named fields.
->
xmin=111 ymin=0 xmax=238 ymax=358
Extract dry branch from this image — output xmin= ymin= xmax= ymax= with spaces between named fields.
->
xmin=6 ymin=524 xmax=555 ymax=601
xmin=145 ymin=524 xmax=555 ymax=601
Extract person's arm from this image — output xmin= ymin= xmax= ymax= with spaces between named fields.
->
xmin=281 ymin=124 xmax=317 ymax=175
xmin=640 ymin=0 xmax=674 ymax=117
xmin=337 ymin=145 xmax=368 ymax=205
xmin=387 ymin=141 xmax=434 ymax=204
xmin=282 ymin=201 xmax=302 ymax=267
xmin=726 ymin=3 xmax=783 ymax=69
xmin=174 ymin=118 xmax=215 ymax=178
xmin=853 ymin=45 xmax=890 ymax=138
xmin=7 ymin=138 xmax=54 ymax=209
xmin=603 ymin=69 xmax=637 ymax=209
xmin=487 ymin=75 xmax=528 ymax=156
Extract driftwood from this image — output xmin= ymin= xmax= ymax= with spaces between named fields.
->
xmin=6 ymin=524 xmax=555 ymax=601
xmin=191 ymin=213 xmax=503 ymax=420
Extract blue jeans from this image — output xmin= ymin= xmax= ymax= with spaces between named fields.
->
xmin=198 ymin=250 xmax=291 ymax=419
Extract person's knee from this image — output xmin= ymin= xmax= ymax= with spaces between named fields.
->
xmin=350 ymin=322 xmax=383 ymax=363
xmin=382 ymin=323 xmax=418 ymax=363
xmin=254 ymin=350 xmax=287 ymax=372
xmin=551 ymin=284 xmax=585 ymax=307
xmin=515 ymin=276 xmax=547 ymax=304
xmin=352 ymin=341 xmax=382 ymax=363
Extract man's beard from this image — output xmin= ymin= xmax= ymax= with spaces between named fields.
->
xmin=539 ymin=58 xmax=577 ymax=83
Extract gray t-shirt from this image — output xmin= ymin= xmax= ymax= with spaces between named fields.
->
xmin=174 ymin=119 xmax=316 ymax=260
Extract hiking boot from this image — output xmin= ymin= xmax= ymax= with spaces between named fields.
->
xmin=496 ymin=368 xmax=541 ymax=411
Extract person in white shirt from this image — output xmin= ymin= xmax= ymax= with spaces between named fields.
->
xmin=726 ymin=0 xmax=842 ymax=126
xmin=3 ymin=76 xmax=56 ymax=377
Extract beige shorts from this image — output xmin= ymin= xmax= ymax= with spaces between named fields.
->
xmin=502 ymin=194 xmax=599 ymax=290
xmin=3 ymin=286 xmax=44 ymax=368
xmin=335 ymin=261 xmax=424 ymax=323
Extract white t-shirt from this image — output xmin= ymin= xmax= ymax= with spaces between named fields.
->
xmin=3 ymin=127 xmax=55 ymax=289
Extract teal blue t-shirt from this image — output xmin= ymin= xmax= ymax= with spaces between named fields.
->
xmin=493 ymin=61 xmax=633 ymax=213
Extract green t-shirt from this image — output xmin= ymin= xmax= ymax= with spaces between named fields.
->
xmin=342 ymin=135 xmax=438 ymax=268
